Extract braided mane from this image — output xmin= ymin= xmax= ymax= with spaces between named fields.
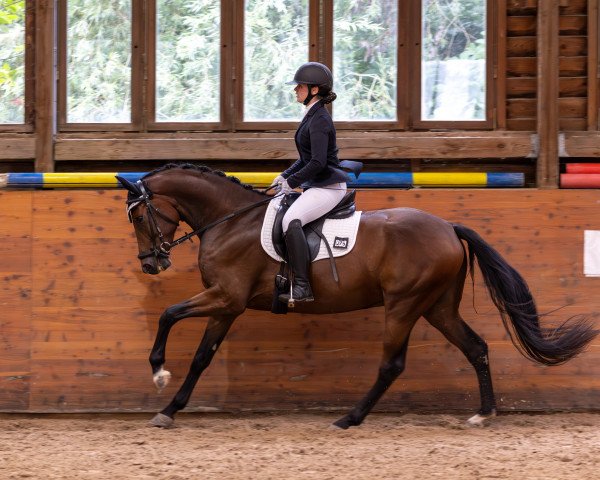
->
xmin=142 ymin=163 xmax=265 ymax=195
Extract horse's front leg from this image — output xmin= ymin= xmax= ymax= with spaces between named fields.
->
xmin=148 ymin=286 xmax=242 ymax=393
xmin=150 ymin=313 xmax=237 ymax=428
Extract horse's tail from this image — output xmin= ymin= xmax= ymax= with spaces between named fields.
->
xmin=453 ymin=223 xmax=598 ymax=366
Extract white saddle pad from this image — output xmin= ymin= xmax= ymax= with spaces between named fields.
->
xmin=261 ymin=195 xmax=362 ymax=263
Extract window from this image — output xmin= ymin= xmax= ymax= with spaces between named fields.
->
xmin=56 ymin=0 xmax=493 ymax=131
xmin=243 ymin=0 xmax=309 ymax=121
xmin=156 ymin=0 xmax=220 ymax=122
xmin=66 ymin=0 xmax=131 ymax=123
xmin=421 ymin=0 xmax=487 ymax=122
xmin=0 ymin=0 xmax=25 ymax=124
xmin=333 ymin=0 xmax=398 ymax=121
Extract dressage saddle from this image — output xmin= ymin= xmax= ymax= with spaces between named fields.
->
xmin=271 ymin=190 xmax=356 ymax=261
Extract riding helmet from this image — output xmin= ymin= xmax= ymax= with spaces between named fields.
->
xmin=286 ymin=62 xmax=333 ymax=90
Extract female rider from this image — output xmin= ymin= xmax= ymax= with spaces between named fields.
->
xmin=273 ymin=62 xmax=353 ymax=304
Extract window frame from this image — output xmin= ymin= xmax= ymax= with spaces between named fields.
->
xmin=146 ymin=0 xmax=227 ymax=131
xmin=410 ymin=0 xmax=495 ymax=130
xmin=57 ymin=0 xmax=139 ymax=132
xmin=232 ymin=0 xmax=316 ymax=131
xmin=54 ymin=0 xmax=497 ymax=133
xmin=0 ymin=0 xmax=34 ymax=132
xmin=325 ymin=0 xmax=407 ymax=131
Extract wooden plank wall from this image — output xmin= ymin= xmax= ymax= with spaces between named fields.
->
xmin=0 ymin=189 xmax=599 ymax=413
xmin=559 ymin=0 xmax=588 ymax=131
xmin=507 ymin=0 xmax=588 ymax=131
xmin=6 ymin=2 xmax=600 ymax=176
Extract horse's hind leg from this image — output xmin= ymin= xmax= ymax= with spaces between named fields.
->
xmin=424 ymin=281 xmax=497 ymax=426
xmin=332 ymin=296 xmax=421 ymax=430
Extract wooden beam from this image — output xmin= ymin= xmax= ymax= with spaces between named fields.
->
xmin=562 ymin=131 xmax=600 ymax=156
xmin=0 ymin=137 xmax=36 ymax=160
xmin=54 ymin=132 xmax=536 ymax=161
xmin=589 ymin=0 xmax=600 ymax=130
xmin=507 ymin=0 xmax=538 ymax=8
xmin=34 ymin=0 xmax=57 ymax=172
xmin=495 ymin=0 xmax=508 ymax=129
xmin=536 ymin=0 xmax=560 ymax=188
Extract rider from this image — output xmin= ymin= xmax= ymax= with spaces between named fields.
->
xmin=273 ymin=62 xmax=351 ymax=304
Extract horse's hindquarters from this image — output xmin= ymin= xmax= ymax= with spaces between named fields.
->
xmin=294 ymin=208 xmax=465 ymax=314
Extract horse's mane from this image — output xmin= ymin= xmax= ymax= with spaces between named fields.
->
xmin=142 ymin=163 xmax=266 ymax=195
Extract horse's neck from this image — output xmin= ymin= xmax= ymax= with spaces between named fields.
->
xmin=160 ymin=175 xmax=263 ymax=229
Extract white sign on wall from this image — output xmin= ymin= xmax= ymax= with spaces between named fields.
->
xmin=584 ymin=230 xmax=600 ymax=277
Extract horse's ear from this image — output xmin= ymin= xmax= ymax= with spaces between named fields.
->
xmin=116 ymin=175 xmax=141 ymax=195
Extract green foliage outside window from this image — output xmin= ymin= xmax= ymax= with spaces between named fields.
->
xmin=422 ymin=0 xmax=486 ymax=121
xmin=333 ymin=0 xmax=397 ymax=121
xmin=156 ymin=0 xmax=220 ymax=122
xmin=4 ymin=1 xmax=488 ymax=126
xmin=67 ymin=0 xmax=131 ymax=123
xmin=244 ymin=0 xmax=308 ymax=121
xmin=0 ymin=0 xmax=25 ymax=124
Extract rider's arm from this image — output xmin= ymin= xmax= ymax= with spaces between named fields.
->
xmin=285 ymin=115 xmax=330 ymax=189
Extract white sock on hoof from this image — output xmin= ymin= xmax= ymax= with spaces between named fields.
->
xmin=153 ymin=368 xmax=172 ymax=392
xmin=467 ymin=410 xmax=496 ymax=426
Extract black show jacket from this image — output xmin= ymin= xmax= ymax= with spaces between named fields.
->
xmin=282 ymin=101 xmax=351 ymax=189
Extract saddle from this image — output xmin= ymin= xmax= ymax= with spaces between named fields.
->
xmin=272 ymin=190 xmax=357 ymax=261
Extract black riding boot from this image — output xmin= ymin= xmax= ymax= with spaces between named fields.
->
xmin=279 ymin=219 xmax=314 ymax=305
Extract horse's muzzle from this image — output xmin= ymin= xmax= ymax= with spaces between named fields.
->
xmin=141 ymin=256 xmax=171 ymax=275
xmin=142 ymin=262 xmax=159 ymax=275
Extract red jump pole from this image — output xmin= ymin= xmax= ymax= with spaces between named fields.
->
xmin=561 ymin=173 xmax=600 ymax=187
xmin=565 ymin=163 xmax=600 ymax=174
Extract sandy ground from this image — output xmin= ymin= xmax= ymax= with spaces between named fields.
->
xmin=0 ymin=412 xmax=598 ymax=479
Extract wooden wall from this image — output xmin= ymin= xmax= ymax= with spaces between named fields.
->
xmin=1 ymin=189 xmax=599 ymax=413
xmin=4 ymin=1 xmax=600 ymax=187
xmin=507 ymin=0 xmax=589 ymax=131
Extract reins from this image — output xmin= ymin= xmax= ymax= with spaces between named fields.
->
xmin=128 ymin=179 xmax=282 ymax=258
xmin=166 ymin=189 xmax=282 ymax=251
xmin=128 ymin=178 xmax=408 ymax=261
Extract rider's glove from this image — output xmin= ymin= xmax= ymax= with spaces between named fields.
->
xmin=278 ymin=179 xmax=293 ymax=194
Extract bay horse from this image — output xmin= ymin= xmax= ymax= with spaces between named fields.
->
xmin=117 ymin=164 xmax=597 ymax=429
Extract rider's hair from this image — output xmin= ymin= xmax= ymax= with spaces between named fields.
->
xmin=320 ymin=90 xmax=337 ymax=105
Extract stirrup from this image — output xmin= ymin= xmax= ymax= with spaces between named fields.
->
xmin=285 ymin=284 xmax=314 ymax=308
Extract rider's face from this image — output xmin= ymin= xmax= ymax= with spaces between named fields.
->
xmin=294 ymin=84 xmax=317 ymax=104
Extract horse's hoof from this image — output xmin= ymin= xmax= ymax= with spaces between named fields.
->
xmin=331 ymin=416 xmax=357 ymax=430
xmin=149 ymin=413 xmax=174 ymax=428
xmin=329 ymin=423 xmax=346 ymax=431
xmin=152 ymin=368 xmax=172 ymax=392
xmin=466 ymin=410 xmax=496 ymax=427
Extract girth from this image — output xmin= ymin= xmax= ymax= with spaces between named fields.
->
xmin=271 ymin=190 xmax=356 ymax=261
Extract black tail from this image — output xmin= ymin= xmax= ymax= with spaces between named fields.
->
xmin=453 ymin=223 xmax=598 ymax=366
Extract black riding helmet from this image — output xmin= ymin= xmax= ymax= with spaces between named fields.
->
xmin=286 ymin=62 xmax=333 ymax=105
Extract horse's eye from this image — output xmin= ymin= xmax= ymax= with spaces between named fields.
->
xmin=134 ymin=215 xmax=144 ymax=224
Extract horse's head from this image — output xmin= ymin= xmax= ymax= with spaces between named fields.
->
xmin=117 ymin=175 xmax=181 ymax=274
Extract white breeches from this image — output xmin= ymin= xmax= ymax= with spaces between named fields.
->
xmin=282 ymin=182 xmax=347 ymax=233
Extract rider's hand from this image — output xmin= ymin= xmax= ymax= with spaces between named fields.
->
xmin=278 ymin=179 xmax=293 ymax=194
xmin=271 ymin=174 xmax=285 ymax=187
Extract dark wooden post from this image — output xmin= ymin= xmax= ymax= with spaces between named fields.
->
xmin=536 ymin=0 xmax=560 ymax=188
xmin=34 ymin=0 xmax=57 ymax=172
xmin=494 ymin=0 xmax=507 ymax=129
xmin=588 ymin=0 xmax=599 ymax=130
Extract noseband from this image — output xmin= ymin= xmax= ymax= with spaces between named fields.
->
xmin=127 ymin=181 xmax=180 ymax=261
xmin=127 ymin=180 xmax=281 ymax=263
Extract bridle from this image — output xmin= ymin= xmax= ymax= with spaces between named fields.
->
xmin=126 ymin=179 xmax=281 ymax=262
xmin=127 ymin=181 xmax=180 ymax=261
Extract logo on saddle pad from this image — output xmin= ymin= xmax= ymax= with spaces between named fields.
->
xmin=333 ymin=237 xmax=349 ymax=249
